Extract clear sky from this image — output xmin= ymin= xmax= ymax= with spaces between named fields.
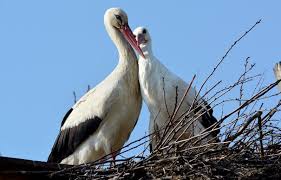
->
xmin=0 ymin=1 xmax=280 ymax=161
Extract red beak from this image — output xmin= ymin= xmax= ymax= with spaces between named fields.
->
xmin=120 ymin=24 xmax=145 ymax=58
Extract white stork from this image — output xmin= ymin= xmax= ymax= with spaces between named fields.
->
xmin=273 ymin=62 xmax=281 ymax=91
xmin=47 ymin=8 xmax=144 ymax=165
xmin=133 ymin=27 xmax=219 ymax=151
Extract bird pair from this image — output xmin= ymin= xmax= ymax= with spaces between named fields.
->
xmin=47 ymin=8 xmax=219 ymax=165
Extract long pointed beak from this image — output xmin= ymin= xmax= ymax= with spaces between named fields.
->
xmin=120 ymin=24 xmax=145 ymax=58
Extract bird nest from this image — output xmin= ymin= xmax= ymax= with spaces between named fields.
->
xmin=49 ymin=20 xmax=281 ymax=179
xmin=50 ymin=147 xmax=281 ymax=179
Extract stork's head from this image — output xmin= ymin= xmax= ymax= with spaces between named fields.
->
xmin=133 ymin=27 xmax=152 ymax=57
xmin=104 ymin=8 xmax=145 ymax=58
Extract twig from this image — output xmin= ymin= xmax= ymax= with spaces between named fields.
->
xmin=258 ymin=115 xmax=264 ymax=159
xmin=224 ymin=111 xmax=262 ymax=142
xmin=73 ymin=91 xmax=77 ymax=103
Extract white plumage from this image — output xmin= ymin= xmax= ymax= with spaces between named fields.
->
xmin=133 ymin=27 xmax=219 ymax=151
xmin=273 ymin=62 xmax=281 ymax=91
xmin=48 ymin=8 xmax=143 ymax=165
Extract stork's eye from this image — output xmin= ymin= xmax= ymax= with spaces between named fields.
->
xmin=115 ymin=15 xmax=122 ymax=22
xmin=142 ymin=29 xmax=147 ymax=34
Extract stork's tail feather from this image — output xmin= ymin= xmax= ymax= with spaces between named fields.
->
xmin=195 ymin=101 xmax=220 ymax=139
xmin=273 ymin=62 xmax=281 ymax=91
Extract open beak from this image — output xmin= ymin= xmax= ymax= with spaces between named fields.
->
xmin=120 ymin=24 xmax=145 ymax=58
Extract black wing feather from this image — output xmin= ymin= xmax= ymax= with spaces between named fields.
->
xmin=195 ymin=101 xmax=220 ymax=137
xmin=48 ymin=109 xmax=102 ymax=163
xmin=61 ymin=108 xmax=73 ymax=127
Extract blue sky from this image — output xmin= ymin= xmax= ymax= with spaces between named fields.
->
xmin=0 ymin=1 xmax=280 ymax=161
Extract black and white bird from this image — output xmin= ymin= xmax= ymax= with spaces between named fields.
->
xmin=133 ymin=27 xmax=219 ymax=151
xmin=273 ymin=62 xmax=281 ymax=91
xmin=47 ymin=8 xmax=144 ymax=165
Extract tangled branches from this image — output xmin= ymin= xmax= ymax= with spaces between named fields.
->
xmin=50 ymin=19 xmax=281 ymax=179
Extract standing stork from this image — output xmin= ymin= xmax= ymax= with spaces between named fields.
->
xmin=133 ymin=27 xmax=219 ymax=151
xmin=47 ymin=8 xmax=144 ymax=165
xmin=273 ymin=62 xmax=281 ymax=91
